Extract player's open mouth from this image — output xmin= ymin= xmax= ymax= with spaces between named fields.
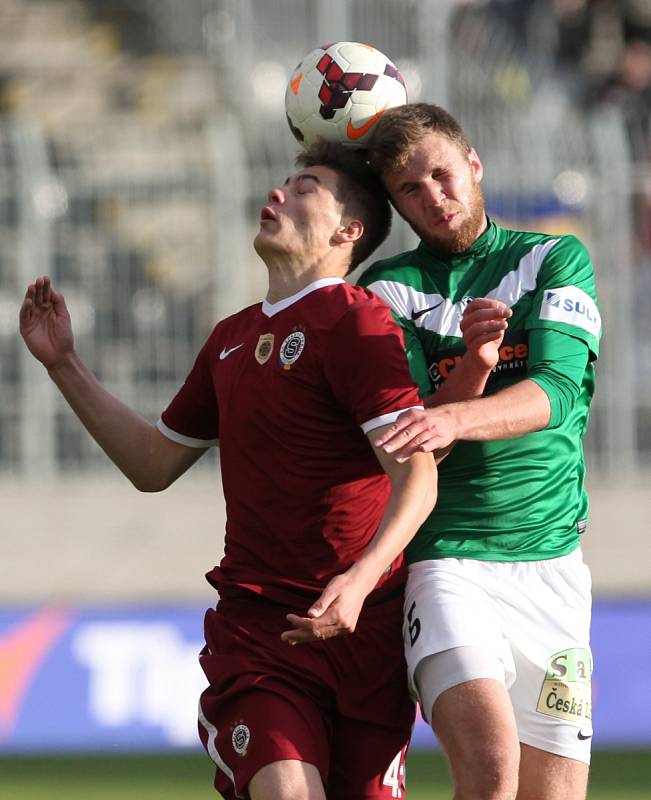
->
xmin=260 ymin=207 xmax=277 ymax=222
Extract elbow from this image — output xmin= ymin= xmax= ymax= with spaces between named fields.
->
xmin=129 ymin=472 xmax=173 ymax=493
xmin=527 ymin=375 xmax=580 ymax=431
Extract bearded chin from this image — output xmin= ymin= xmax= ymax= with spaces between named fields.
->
xmin=411 ymin=183 xmax=486 ymax=255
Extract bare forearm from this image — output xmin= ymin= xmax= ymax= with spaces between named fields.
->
xmin=375 ymin=379 xmax=552 ymax=461
xmin=424 ymin=297 xmax=512 ymax=409
xmin=21 ymin=276 xmax=202 ymax=489
xmin=351 ymin=454 xmax=437 ymax=588
xmin=425 ymin=357 xmax=493 ymax=408
xmin=281 ymin=455 xmax=436 ymax=644
xmin=48 ymin=351 xmax=164 ymax=489
xmin=446 ymin=378 xmax=551 ymax=440
xmin=422 ymin=357 xmax=494 ymax=461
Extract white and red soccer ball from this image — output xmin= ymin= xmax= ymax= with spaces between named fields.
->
xmin=285 ymin=42 xmax=408 ymax=149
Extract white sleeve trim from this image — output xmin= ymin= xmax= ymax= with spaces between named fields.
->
xmin=360 ymin=405 xmax=424 ymax=435
xmin=156 ymin=418 xmax=218 ymax=448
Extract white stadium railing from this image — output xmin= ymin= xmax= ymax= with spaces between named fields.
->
xmin=0 ymin=0 xmax=649 ymax=600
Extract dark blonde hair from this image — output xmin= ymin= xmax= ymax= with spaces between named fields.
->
xmin=368 ymin=102 xmax=471 ymax=175
xmin=296 ymin=139 xmax=391 ymax=272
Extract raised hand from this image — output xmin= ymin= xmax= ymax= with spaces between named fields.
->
xmin=19 ymin=276 xmax=74 ymax=369
xmin=460 ymin=297 xmax=511 ymax=370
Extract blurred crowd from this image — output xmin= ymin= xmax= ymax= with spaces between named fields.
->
xmin=487 ymin=0 xmax=651 ymax=152
xmin=552 ymin=0 xmax=651 ymax=158
xmin=483 ymin=0 xmax=651 ymax=253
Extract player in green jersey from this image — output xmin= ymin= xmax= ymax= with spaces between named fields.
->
xmin=358 ymin=104 xmax=601 ymax=800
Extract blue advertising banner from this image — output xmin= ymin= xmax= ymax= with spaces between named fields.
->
xmin=0 ymin=600 xmax=649 ymax=754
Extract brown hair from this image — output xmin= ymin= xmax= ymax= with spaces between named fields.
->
xmin=368 ymin=102 xmax=471 ymax=175
xmin=296 ymin=139 xmax=391 ymax=272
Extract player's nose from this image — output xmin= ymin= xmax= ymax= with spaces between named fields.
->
xmin=422 ymin=180 xmax=446 ymax=206
xmin=268 ymin=186 xmax=285 ymax=204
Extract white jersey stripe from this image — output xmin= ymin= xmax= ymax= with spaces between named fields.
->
xmin=198 ymin=699 xmax=242 ymax=798
xmin=367 ymin=238 xmax=560 ymax=338
xmin=361 ymin=405 xmax=424 ymax=435
xmin=484 ymin=238 xmax=559 ymax=311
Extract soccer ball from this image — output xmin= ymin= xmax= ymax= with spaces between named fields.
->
xmin=285 ymin=41 xmax=408 ymax=149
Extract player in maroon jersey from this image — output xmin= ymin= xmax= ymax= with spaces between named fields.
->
xmin=19 ymin=142 xmax=431 ymax=800
xmin=19 ymin=141 xmax=499 ymax=800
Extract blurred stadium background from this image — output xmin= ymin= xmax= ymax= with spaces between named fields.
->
xmin=1 ymin=0 xmax=650 ymax=796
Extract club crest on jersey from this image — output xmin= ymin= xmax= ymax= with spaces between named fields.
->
xmin=279 ymin=331 xmax=305 ymax=370
xmin=231 ymin=721 xmax=250 ymax=757
xmin=255 ymin=333 xmax=275 ymax=365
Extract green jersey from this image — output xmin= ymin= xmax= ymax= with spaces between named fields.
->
xmin=359 ymin=219 xmax=601 ymax=563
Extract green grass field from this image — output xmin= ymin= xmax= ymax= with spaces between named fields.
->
xmin=2 ymin=750 xmax=650 ymax=799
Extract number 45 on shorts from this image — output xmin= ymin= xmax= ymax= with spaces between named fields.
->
xmin=383 ymin=747 xmax=407 ymax=798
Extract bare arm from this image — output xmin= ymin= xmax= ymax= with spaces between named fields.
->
xmin=425 ymin=297 xmax=512 ymax=408
xmin=19 ymin=276 xmax=206 ymax=490
xmin=375 ymin=378 xmax=551 ymax=462
xmin=417 ymin=298 xmax=513 ymax=463
xmin=282 ymin=423 xmax=437 ymax=644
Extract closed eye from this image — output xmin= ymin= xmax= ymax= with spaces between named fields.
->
xmin=293 ymin=174 xmax=321 ymax=194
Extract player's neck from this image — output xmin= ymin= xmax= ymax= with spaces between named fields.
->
xmin=265 ymin=254 xmax=348 ymax=303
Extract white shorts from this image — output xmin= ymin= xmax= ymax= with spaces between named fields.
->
xmin=403 ymin=549 xmax=593 ymax=763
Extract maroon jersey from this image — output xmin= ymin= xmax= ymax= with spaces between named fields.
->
xmin=158 ymin=278 xmax=422 ymax=607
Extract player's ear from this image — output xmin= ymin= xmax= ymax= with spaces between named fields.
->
xmin=332 ymin=218 xmax=364 ymax=245
xmin=467 ymin=147 xmax=483 ymax=183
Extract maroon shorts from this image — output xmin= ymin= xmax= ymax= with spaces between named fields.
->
xmin=197 ymin=591 xmax=414 ymax=799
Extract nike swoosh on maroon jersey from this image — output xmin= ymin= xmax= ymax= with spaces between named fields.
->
xmin=219 ymin=344 xmax=243 ymax=360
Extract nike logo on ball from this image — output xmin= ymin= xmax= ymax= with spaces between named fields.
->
xmin=411 ymin=301 xmax=443 ymax=321
xmin=346 ymin=105 xmax=388 ymax=141
xmin=219 ymin=344 xmax=243 ymax=360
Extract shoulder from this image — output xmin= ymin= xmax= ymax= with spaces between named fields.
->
xmin=327 ymin=282 xmax=397 ymax=330
xmin=500 ymin=226 xmax=590 ymax=260
xmin=297 ymin=283 xmax=403 ymax=352
xmin=201 ymin=303 xmax=262 ymax=352
xmin=529 ymin=232 xmax=594 ymax=279
xmin=545 ymin=233 xmax=592 ymax=260
xmin=495 ymin=228 xmax=594 ymax=288
xmin=214 ymin=302 xmax=262 ymax=334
